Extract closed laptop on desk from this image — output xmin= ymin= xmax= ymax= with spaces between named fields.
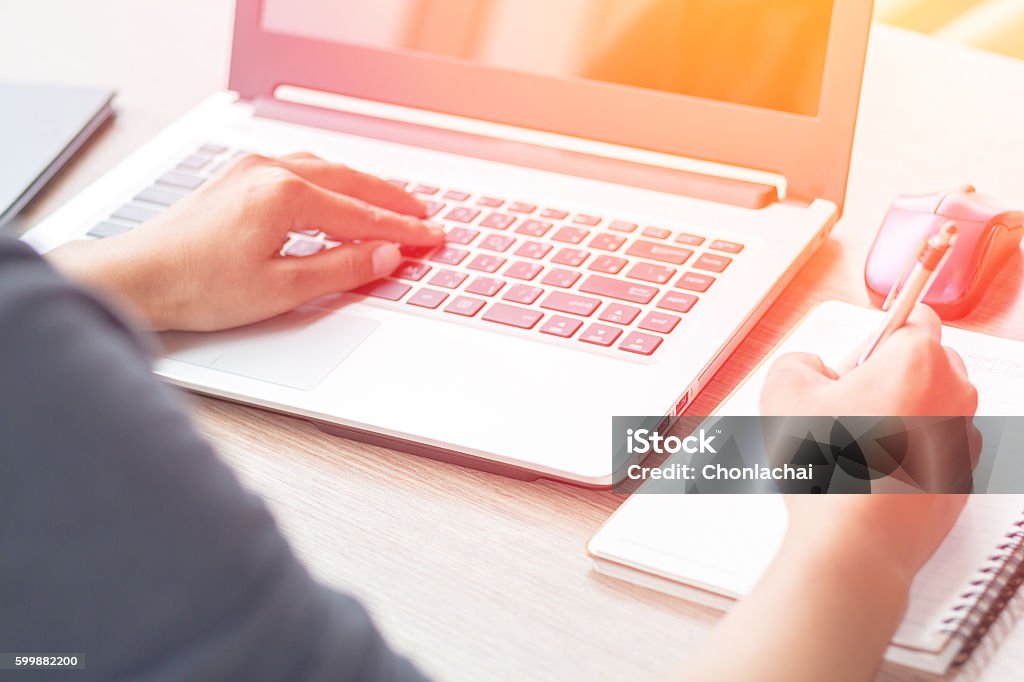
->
xmin=22 ymin=1 xmax=871 ymax=485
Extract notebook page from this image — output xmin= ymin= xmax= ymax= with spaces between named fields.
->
xmin=591 ymin=494 xmax=1021 ymax=653
xmin=899 ymin=495 xmax=1022 ymax=652
xmin=591 ymin=301 xmax=1024 ymax=654
xmin=591 ymin=495 xmax=785 ymax=598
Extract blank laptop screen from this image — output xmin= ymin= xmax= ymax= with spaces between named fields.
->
xmin=262 ymin=0 xmax=835 ymax=116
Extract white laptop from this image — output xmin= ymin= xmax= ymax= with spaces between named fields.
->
xmin=22 ymin=0 xmax=872 ymax=486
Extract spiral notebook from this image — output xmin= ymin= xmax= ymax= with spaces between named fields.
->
xmin=589 ymin=301 xmax=1024 ymax=674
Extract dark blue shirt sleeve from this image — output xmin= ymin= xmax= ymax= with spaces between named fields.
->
xmin=0 ymin=238 xmax=429 ymax=682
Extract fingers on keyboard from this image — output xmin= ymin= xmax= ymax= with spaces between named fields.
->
xmin=92 ymin=147 xmax=746 ymax=357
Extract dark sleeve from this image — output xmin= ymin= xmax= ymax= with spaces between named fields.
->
xmin=0 ymin=239 xmax=429 ymax=682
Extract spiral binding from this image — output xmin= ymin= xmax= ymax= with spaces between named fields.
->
xmin=938 ymin=513 xmax=1024 ymax=667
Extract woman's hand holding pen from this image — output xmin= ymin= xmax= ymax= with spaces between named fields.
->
xmin=760 ymin=303 xmax=979 ymax=572
xmin=688 ymin=304 xmax=981 ymax=682
xmin=760 ymin=304 xmax=977 ymax=418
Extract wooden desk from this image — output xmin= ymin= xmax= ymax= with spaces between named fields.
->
xmin=3 ymin=3 xmax=1024 ymax=679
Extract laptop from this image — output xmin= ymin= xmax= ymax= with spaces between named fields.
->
xmin=22 ymin=0 xmax=871 ymax=486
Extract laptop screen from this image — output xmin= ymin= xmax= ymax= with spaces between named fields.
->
xmin=262 ymin=0 xmax=834 ymax=117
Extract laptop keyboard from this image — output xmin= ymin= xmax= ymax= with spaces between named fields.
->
xmin=88 ymin=144 xmax=746 ymax=357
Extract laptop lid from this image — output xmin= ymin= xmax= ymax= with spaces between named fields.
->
xmin=230 ymin=1 xmax=871 ymax=212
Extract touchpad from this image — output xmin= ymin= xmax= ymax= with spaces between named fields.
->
xmin=159 ymin=306 xmax=379 ymax=390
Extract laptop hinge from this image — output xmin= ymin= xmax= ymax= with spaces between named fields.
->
xmin=251 ymin=95 xmax=779 ymax=210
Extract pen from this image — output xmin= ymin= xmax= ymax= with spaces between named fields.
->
xmin=856 ymin=221 xmax=958 ymax=366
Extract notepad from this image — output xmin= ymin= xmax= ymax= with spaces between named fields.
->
xmin=589 ymin=301 xmax=1024 ymax=674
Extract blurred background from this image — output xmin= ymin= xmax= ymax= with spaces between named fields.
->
xmin=876 ymin=0 xmax=1024 ymax=58
xmin=0 ymin=0 xmax=1019 ymax=233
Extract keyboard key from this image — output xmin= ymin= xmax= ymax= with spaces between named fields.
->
xmin=429 ymin=269 xmax=468 ymax=289
xmin=444 ymin=296 xmax=486 ymax=317
xmin=579 ymin=323 xmax=621 ymax=347
xmin=642 ymin=227 xmax=672 ymax=239
xmin=422 ymin=200 xmax=446 ymax=218
xmin=626 ymin=262 xmax=676 ymax=284
xmin=480 ymin=212 xmax=516 ymax=230
xmin=515 ymin=220 xmax=553 ymax=237
xmin=430 ymin=247 xmax=470 ymax=266
xmin=358 ymin=280 xmax=411 ymax=301
xmin=87 ymin=221 xmax=133 ymax=238
xmin=465 ymin=277 xmax=506 ymax=297
xmin=412 ymin=184 xmax=439 ymax=195
xmin=483 ymin=303 xmax=544 ymax=330
xmin=609 ymin=220 xmax=638 ymax=233
xmin=540 ymin=208 xmax=569 ymax=220
xmin=467 ymin=254 xmax=506 ymax=273
xmin=156 ymin=170 xmax=205 ymax=190
xmin=709 ymin=240 xmax=745 ymax=254
xmin=400 ymin=244 xmax=435 ymax=259
xmin=135 ymin=186 xmax=185 ymax=207
xmin=693 ymin=253 xmax=733 ymax=273
xmin=675 ymin=271 xmax=715 ymax=293
xmin=541 ymin=291 xmax=601 ymax=317
xmin=387 ymin=179 xmax=409 ymax=189
xmin=541 ymin=269 xmax=580 ymax=288
xmin=444 ymin=206 xmax=481 ymax=223
xmin=638 ymin=311 xmax=681 ymax=334
xmin=192 ymin=143 xmax=225 ymax=155
xmin=508 ymin=202 xmax=536 ymax=214
xmin=199 ymin=143 xmax=228 ymax=155
xmin=177 ymin=154 xmax=211 ymax=170
xmin=588 ymin=255 xmax=628 ymax=275
xmin=675 ymin=232 xmax=706 ymax=246
xmin=394 ymin=261 xmax=432 ymax=281
xmin=477 ymin=196 xmax=504 ymax=207
xmin=444 ymin=189 xmax=470 ymax=201
xmin=479 ymin=234 xmax=516 ymax=252
xmin=619 ymin=331 xmax=664 ymax=356
xmin=599 ymin=303 xmax=641 ymax=325
xmin=590 ymin=233 xmax=627 ymax=252
xmin=503 ymin=284 xmax=544 ymax=305
xmin=283 ymin=239 xmax=325 ymax=257
xmin=407 ymin=288 xmax=449 ymax=309
xmin=540 ymin=315 xmax=583 ymax=338
xmin=573 ymin=214 xmax=602 ymax=226
xmin=551 ymin=248 xmax=589 ymax=267
xmin=579 ymin=275 xmax=658 ymax=304
xmin=625 ymin=240 xmax=693 ymax=265
xmin=445 ymin=227 xmax=479 ymax=245
xmin=111 ymin=204 xmax=160 ymax=223
xmin=505 ymin=261 xmax=544 ymax=281
xmin=514 ymin=241 xmax=552 ymax=260
xmin=551 ymin=226 xmax=590 ymax=244
xmin=657 ymin=291 xmax=698 ymax=313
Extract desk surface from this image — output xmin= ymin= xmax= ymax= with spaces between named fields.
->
xmin=4 ymin=3 xmax=1024 ymax=680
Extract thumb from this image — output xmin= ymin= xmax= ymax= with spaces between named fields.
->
xmin=759 ymin=352 xmax=838 ymax=416
xmin=275 ymin=240 xmax=402 ymax=303
xmin=769 ymin=352 xmax=840 ymax=382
